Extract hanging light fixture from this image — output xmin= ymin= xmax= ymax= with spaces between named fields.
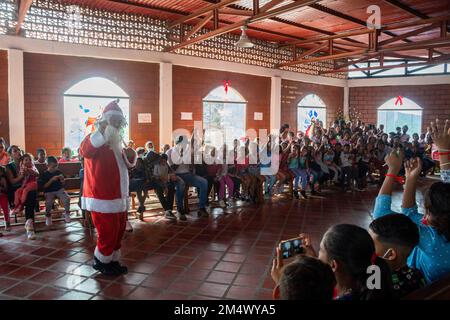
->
xmin=235 ymin=26 xmax=254 ymax=48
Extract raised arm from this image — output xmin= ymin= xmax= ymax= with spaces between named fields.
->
xmin=430 ymin=119 xmax=450 ymax=182
xmin=379 ymin=149 xmax=403 ymax=197
xmin=372 ymin=149 xmax=403 ymax=219
xmin=402 ymin=157 xmax=422 ymax=209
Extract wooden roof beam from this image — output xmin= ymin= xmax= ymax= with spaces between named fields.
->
xmin=166 ymin=0 xmax=321 ymax=52
xmin=383 ymin=0 xmax=429 ymax=19
xmin=169 ymin=0 xmax=239 ymax=29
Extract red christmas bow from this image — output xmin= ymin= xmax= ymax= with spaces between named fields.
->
xmin=394 ymin=95 xmax=403 ymax=106
xmin=224 ymin=80 xmax=231 ymax=94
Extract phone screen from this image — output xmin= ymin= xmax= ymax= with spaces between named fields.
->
xmin=280 ymin=238 xmax=304 ymax=259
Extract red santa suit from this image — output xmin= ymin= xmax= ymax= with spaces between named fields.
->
xmin=79 ymin=102 xmax=134 ymax=264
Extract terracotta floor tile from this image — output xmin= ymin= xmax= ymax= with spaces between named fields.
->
xmin=29 ymin=270 xmax=64 ymax=284
xmin=74 ymin=278 xmax=110 ymax=295
xmin=53 ymin=274 xmax=87 ymax=290
xmin=126 ymin=287 xmax=161 ymax=300
xmin=29 ymin=286 xmax=67 ymax=300
xmin=0 ymin=277 xmax=20 ymax=291
xmin=206 ymin=271 xmax=236 ymax=284
xmin=7 ymin=267 xmax=43 ymax=280
xmin=197 ymin=282 xmax=229 ymax=298
xmin=115 ymin=272 xmax=148 ymax=286
xmin=140 ymin=275 xmax=174 ymax=289
xmin=29 ymin=258 xmax=59 ymax=269
xmin=167 ymin=279 xmax=202 ymax=294
xmin=100 ymin=283 xmax=135 ymax=299
xmin=58 ymin=291 xmax=93 ymax=300
xmin=3 ymin=281 xmax=41 ymax=298
xmin=214 ymin=261 xmax=242 ymax=273
xmin=226 ymin=285 xmax=258 ymax=300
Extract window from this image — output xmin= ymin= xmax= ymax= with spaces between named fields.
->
xmin=64 ymin=77 xmax=130 ymax=153
xmin=203 ymin=86 xmax=246 ymax=148
xmin=297 ymin=94 xmax=326 ymax=132
xmin=377 ymin=97 xmax=423 ymax=136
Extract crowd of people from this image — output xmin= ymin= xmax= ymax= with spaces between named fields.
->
xmin=0 ymin=112 xmax=449 ymax=300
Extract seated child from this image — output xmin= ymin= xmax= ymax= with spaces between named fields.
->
xmin=34 ymin=148 xmax=47 ymax=165
xmin=369 ymin=214 xmax=426 ymax=298
xmin=272 ymin=254 xmax=336 ymax=300
xmin=12 ymin=154 xmax=39 ymax=214
xmin=40 ymin=156 xmax=71 ymax=225
xmin=0 ymin=166 xmax=10 ymax=231
xmin=59 ymin=147 xmax=74 ymax=163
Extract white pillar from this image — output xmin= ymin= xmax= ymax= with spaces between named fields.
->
xmin=343 ymin=84 xmax=349 ymax=120
xmin=8 ymin=49 xmax=25 ymax=149
xmin=159 ymin=62 xmax=173 ymax=148
xmin=270 ymin=76 xmax=281 ymax=133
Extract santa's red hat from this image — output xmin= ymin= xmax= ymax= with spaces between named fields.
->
xmin=100 ymin=100 xmax=125 ymax=122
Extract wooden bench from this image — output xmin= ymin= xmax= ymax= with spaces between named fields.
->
xmin=404 ymin=273 xmax=450 ymax=300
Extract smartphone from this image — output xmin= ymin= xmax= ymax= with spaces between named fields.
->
xmin=280 ymin=237 xmax=304 ymax=259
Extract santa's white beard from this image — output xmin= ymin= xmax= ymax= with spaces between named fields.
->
xmin=104 ymin=125 xmax=123 ymax=153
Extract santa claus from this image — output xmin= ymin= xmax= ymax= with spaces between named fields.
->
xmin=79 ymin=100 xmax=136 ymax=276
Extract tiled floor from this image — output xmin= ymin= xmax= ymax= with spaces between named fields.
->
xmin=0 ymin=183 xmax=427 ymax=300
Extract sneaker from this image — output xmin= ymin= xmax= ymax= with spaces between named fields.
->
xmin=197 ymin=208 xmax=209 ymax=218
xmin=45 ymin=215 xmax=53 ymax=227
xmin=125 ymin=221 xmax=133 ymax=232
xmin=4 ymin=221 xmax=11 ymax=231
xmin=64 ymin=213 xmax=71 ymax=223
xmin=293 ymin=190 xmax=299 ymax=199
xmin=110 ymin=261 xmax=128 ymax=275
xmin=165 ymin=210 xmax=176 ymax=220
xmin=176 ymin=211 xmax=187 ymax=221
xmin=300 ymin=191 xmax=308 ymax=199
xmin=264 ymin=193 xmax=270 ymax=200
xmin=219 ymin=200 xmax=226 ymax=208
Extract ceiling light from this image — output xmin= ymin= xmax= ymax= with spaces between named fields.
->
xmin=235 ymin=26 xmax=254 ymax=48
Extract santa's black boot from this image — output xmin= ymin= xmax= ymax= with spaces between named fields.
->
xmin=93 ymin=257 xmax=121 ymax=276
xmin=110 ymin=261 xmax=128 ymax=275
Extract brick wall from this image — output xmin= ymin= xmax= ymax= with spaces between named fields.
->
xmin=172 ymin=66 xmax=271 ymax=139
xmin=0 ymin=50 xmax=8 ymax=143
xmin=23 ymin=53 xmax=159 ymax=156
xmin=281 ymin=79 xmax=344 ymax=132
xmin=349 ymin=85 xmax=450 ymax=132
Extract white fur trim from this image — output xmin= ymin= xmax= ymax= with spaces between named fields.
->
xmin=95 ymin=246 xmax=113 ymax=264
xmin=112 ymin=249 xmax=121 ymax=262
xmin=112 ymin=148 xmax=130 ymax=210
xmin=81 ymin=197 xmax=128 ymax=213
xmin=90 ymin=130 xmax=106 ymax=148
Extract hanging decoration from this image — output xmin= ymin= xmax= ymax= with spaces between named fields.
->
xmin=223 ymin=80 xmax=231 ymax=94
xmin=394 ymin=95 xmax=403 ymax=106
